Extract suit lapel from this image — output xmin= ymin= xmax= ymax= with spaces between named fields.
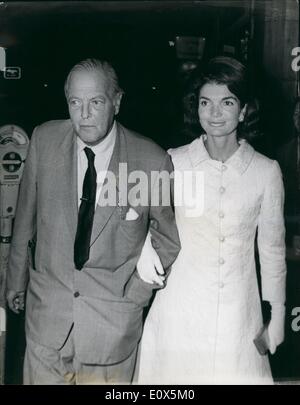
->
xmin=90 ymin=123 xmax=128 ymax=246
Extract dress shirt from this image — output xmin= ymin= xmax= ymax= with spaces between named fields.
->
xmin=77 ymin=121 xmax=116 ymax=209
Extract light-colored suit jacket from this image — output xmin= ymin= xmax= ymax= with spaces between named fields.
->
xmin=7 ymin=120 xmax=180 ymax=364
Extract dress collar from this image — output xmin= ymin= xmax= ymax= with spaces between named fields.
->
xmin=188 ymin=134 xmax=255 ymax=174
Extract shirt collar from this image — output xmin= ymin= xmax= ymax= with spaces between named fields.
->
xmin=188 ymin=134 xmax=255 ymax=174
xmin=77 ymin=120 xmax=117 ymax=155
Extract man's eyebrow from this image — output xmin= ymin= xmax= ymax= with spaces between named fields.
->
xmin=67 ymin=94 xmax=105 ymax=100
xmin=91 ymin=95 xmax=105 ymax=99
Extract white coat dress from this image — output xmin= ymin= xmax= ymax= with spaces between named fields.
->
xmin=137 ymin=136 xmax=286 ymax=384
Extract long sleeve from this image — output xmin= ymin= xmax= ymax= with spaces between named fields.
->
xmin=148 ymin=153 xmax=180 ymax=270
xmin=124 ymin=153 xmax=180 ymax=307
xmin=7 ymin=127 xmax=38 ymax=292
xmin=257 ymin=160 xmax=286 ymax=303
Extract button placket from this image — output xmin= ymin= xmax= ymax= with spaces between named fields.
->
xmin=218 ymin=164 xmax=226 ymax=288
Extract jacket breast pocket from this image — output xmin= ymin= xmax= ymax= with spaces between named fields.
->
xmin=119 ymin=211 xmax=145 ymax=237
xmin=93 ymin=209 xmax=148 ymax=270
xmin=120 ymin=211 xmax=143 ymax=227
xmin=117 ymin=212 xmax=147 ymax=255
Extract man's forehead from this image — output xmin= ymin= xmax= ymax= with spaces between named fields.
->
xmin=68 ymin=69 xmax=109 ymax=92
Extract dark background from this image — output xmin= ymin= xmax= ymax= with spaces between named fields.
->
xmin=1 ymin=0 xmax=297 ymax=151
xmin=0 ymin=0 xmax=299 ymax=384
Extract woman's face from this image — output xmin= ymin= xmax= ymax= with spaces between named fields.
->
xmin=198 ymin=82 xmax=246 ymax=138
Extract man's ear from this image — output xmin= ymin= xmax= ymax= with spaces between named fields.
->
xmin=114 ymin=92 xmax=123 ymax=116
xmin=239 ymin=104 xmax=247 ymax=122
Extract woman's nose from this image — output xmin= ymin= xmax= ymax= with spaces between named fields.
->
xmin=211 ymin=104 xmax=222 ymax=117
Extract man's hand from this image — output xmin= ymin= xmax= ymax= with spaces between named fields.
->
xmin=137 ymin=233 xmax=165 ymax=286
xmin=6 ymin=290 xmax=25 ymax=314
xmin=267 ymin=303 xmax=285 ymax=354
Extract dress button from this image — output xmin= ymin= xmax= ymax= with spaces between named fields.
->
xmin=221 ymin=165 xmax=227 ymax=171
xmin=219 ymin=211 xmax=224 ymax=218
xmin=74 ymin=291 xmax=80 ymax=298
xmin=219 ymin=258 xmax=225 ymax=265
xmin=219 ymin=282 xmax=224 ymax=288
xmin=219 ymin=235 xmax=225 ymax=242
xmin=219 ymin=186 xmax=225 ymax=194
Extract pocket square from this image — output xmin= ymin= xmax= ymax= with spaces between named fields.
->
xmin=125 ymin=207 xmax=139 ymax=221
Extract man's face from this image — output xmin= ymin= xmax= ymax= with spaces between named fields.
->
xmin=67 ymin=69 xmax=122 ymax=145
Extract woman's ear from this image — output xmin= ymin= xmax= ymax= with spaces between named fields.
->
xmin=239 ymin=104 xmax=247 ymax=122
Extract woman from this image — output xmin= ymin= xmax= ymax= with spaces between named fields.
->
xmin=136 ymin=57 xmax=286 ymax=384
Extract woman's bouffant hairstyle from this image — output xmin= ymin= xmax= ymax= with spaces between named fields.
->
xmin=183 ymin=56 xmax=261 ymax=141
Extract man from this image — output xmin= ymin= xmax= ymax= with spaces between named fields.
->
xmin=6 ymin=59 xmax=180 ymax=384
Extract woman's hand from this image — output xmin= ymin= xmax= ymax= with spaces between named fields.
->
xmin=137 ymin=232 xmax=165 ymax=286
xmin=267 ymin=303 xmax=285 ymax=354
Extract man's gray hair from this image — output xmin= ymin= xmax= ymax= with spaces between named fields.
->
xmin=64 ymin=58 xmax=123 ymax=98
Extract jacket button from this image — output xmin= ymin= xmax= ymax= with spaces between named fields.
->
xmin=74 ymin=291 xmax=80 ymax=298
xmin=219 ymin=235 xmax=225 ymax=242
xmin=219 ymin=186 xmax=225 ymax=194
xmin=219 ymin=211 xmax=224 ymax=218
xmin=219 ymin=282 xmax=224 ymax=288
xmin=219 ymin=258 xmax=225 ymax=265
xmin=151 ymin=240 xmax=160 ymax=249
xmin=150 ymin=219 xmax=159 ymax=230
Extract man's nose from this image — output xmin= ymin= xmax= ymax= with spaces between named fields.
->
xmin=81 ymin=102 xmax=91 ymax=119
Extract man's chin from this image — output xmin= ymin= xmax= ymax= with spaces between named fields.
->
xmin=76 ymin=131 xmax=106 ymax=146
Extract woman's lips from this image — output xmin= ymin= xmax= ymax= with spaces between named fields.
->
xmin=209 ymin=122 xmax=225 ymax=127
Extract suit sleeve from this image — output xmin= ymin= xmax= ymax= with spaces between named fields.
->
xmin=7 ymin=127 xmax=39 ymax=292
xmin=148 ymin=153 xmax=181 ymax=271
xmin=257 ymin=160 xmax=286 ymax=304
xmin=124 ymin=153 xmax=181 ymax=307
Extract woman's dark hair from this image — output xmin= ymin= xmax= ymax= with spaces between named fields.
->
xmin=183 ymin=56 xmax=260 ymax=141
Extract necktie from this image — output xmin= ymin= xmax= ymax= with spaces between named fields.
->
xmin=74 ymin=147 xmax=97 ymax=270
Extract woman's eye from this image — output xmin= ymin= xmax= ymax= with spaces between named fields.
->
xmin=199 ymin=100 xmax=208 ymax=107
xmin=223 ymin=100 xmax=234 ymax=106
